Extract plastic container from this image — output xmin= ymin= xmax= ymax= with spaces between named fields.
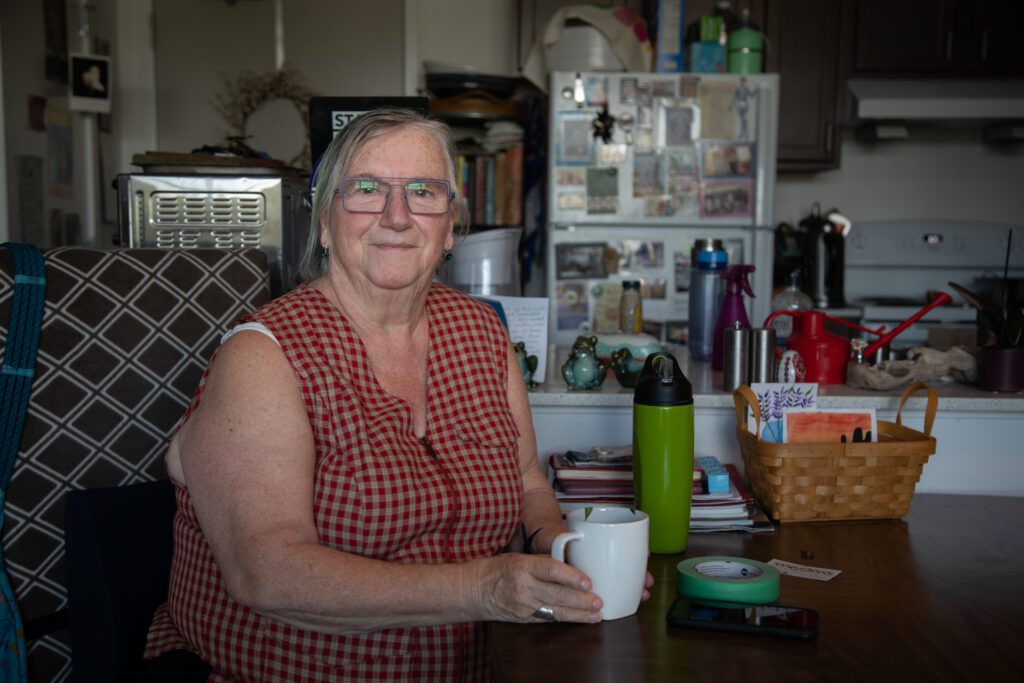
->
xmin=619 ymin=280 xmax=643 ymax=333
xmin=727 ymin=8 xmax=763 ymax=73
xmin=770 ymin=269 xmax=813 ymax=350
xmin=688 ymin=242 xmax=727 ymax=361
xmin=632 ymin=352 xmax=694 ymax=554
xmin=445 ymin=227 xmax=522 ymax=296
xmin=711 ymin=265 xmax=756 ymax=371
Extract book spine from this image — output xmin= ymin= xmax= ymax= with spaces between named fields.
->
xmin=506 ymin=144 xmax=523 ymax=226
xmin=485 ymin=156 xmax=496 ymax=225
xmin=473 ymin=155 xmax=487 ymax=225
xmin=494 ymin=150 xmax=507 ymax=225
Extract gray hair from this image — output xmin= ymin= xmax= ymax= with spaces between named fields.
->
xmin=298 ymin=107 xmax=468 ymax=282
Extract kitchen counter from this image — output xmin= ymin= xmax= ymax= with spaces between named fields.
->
xmin=528 ymin=345 xmax=1024 ymax=497
xmin=529 ymin=345 xmax=1022 ymax=412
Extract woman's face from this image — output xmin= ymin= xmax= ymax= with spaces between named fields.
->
xmin=321 ymin=126 xmax=455 ymax=292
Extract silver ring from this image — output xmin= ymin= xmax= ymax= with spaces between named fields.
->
xmin=532 ymin=605 xmax=556 ymax=622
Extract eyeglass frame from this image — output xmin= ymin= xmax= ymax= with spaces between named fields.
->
xmin=334 ymin=176 xmax=458 ymax=216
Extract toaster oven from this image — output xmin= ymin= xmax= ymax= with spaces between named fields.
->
xmin=116 ymin=172 xmax=311 ymax=295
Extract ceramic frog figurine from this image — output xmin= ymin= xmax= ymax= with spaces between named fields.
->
xmin=513 ymin=341 xmax=539 ymax=389
xmin=562 ymin=335 xmax=608 ymax=390
xmin=609 ymin=347 xmax=642 ymax=388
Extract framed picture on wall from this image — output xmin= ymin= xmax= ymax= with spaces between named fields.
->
xmin=68 ymin=54 xmax=111 ymax=113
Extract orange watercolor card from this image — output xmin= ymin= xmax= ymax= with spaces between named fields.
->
xmin=782 ymin=408 xmax=878 ymax=444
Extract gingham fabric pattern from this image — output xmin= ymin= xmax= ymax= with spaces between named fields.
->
xmin=146 ymin=283 xmax=523 ymax=681
xmin=0 ymin=247 xmax=270 ymax=682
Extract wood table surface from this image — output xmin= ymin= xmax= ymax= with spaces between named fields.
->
xmin=489 ymin=494 xmax=1022 ymax=682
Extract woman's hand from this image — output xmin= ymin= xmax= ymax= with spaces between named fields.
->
xmin=641 ymin=570 xmax=655 ymax=602
xmin=470 ymin=553 xmax=603 ymax=624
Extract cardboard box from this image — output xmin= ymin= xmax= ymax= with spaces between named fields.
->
xmin=655 ymin=0 xmax=686 ymax=72
xmin=689 ymin=42 xmax=726 ymax=73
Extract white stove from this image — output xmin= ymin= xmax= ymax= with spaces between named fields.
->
xmin=845 ymin=220 xmax=1024 ymax=349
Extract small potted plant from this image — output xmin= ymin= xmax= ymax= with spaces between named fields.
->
xmin=948 ymin=281 xmax=1024 ymax=392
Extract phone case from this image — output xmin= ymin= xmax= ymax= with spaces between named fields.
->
xmin=666 ymin=597 xmax=819 ymax=640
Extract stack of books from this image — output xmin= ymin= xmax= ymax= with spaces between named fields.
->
xmin=549 ymin=450 xmax=634 ymax=508
xmin=549 ymin=449 xmax=772 ymax=534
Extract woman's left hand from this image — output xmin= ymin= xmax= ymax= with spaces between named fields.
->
xmin=641 ymin=570 xmax=655 ymax=602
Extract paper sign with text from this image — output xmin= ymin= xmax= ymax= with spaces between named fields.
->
xmin=487 ymin=296 xmax=550 ymax=382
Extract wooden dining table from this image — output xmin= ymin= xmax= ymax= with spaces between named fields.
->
xmin=489 ymin=494 xmax=1022 ymax=682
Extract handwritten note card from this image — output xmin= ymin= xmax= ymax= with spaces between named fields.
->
xmin=487 ymin=296 xmax=550 ymax=382
xmin=768 ymin=559 xmax=842 ymax=582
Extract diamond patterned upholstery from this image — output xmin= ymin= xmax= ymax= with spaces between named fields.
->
xmin=0 ymin=247 xmax=271 ymax=682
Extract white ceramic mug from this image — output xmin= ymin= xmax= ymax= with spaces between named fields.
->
xmin=551 ymin=507 xmax=649 ymax=620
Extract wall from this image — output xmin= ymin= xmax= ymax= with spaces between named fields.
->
xmin=5 ymin=2 xmax=1023 ymax=245
xmin=775 ymin=126 xmax=1024 ymax=227
xmin=144 ymin=0 xmax=517 ymax=162
xmin=1 ymin=0 xmax=118 ymax=246
xmin=153 ymin=0 xmax=404 ymax=158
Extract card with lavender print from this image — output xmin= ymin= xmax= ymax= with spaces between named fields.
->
xmin=747 ymin=383 xmax=819 ymax=443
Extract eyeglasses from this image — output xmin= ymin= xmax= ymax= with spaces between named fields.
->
xmin=335 ymin=176 xmax=456 ymax=215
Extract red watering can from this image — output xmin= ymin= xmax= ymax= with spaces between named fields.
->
xmin=763 ymin=292 xmax=953 ymax=384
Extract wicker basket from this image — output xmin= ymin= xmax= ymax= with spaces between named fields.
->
xmin=733 ymin=380 xmax=938 ymax=523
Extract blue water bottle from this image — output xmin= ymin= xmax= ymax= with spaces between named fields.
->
xmin=688 ymin=240 xmax=728 ymax=362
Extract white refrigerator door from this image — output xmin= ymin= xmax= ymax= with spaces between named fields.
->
xmin=546 ymin=224 xmax=773 ymax=346
xmin=547 ymin=71 xmax=778 ymax=227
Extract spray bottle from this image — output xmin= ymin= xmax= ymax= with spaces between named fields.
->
xmin=711 ymin=265 xmax=756 ymax=371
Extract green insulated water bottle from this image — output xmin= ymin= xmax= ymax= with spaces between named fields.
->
xmin=633 ymin=352 xmax=694 ymax=554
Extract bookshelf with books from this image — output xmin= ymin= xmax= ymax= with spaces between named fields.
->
xmin=429 ymin=92 xmax=525 ymax=231
xmin=456 ymin=134 xmax=524 ymax=229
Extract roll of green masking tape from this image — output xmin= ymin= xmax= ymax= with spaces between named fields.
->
xmin=677 ymin=556 xmax=780 ymax=604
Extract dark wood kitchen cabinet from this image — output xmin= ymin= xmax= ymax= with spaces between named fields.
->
xmin=683 ymin=0 xmax=848 ymax=170
xmin=963 ymin=1 xmax=1024 ymax=75
xmin=852 ymin=0 xmax=1024 ymax=76
xmin=763 ymin=0 xmax=848 ymax=170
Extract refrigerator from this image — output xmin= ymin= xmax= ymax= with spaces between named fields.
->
xmin=545 ymin=71 xmax=779 ymax=346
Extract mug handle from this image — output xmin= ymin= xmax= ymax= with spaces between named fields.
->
xmin=550 ymin=531 xmax=584 ymax=562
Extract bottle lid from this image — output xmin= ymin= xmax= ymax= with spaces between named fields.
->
xmin=697 ymin=249 xmax=728 ymax=267
xmin=633 ymin=352 xmax=693 ymax=407
xmin=693 ymin=238 xmax=724 ymax=253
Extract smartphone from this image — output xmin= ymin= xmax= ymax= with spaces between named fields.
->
xmin=666 ymin=597 xmax=819 ymax=640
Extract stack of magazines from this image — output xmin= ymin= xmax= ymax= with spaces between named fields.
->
xmin=691 ymin=463 xmax=773 ymax=534
xmin=549 ymin=448 xmax=772 ymax=534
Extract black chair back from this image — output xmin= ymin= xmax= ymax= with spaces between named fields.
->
xmin=64 ymin=480 xmax=175 ymax=682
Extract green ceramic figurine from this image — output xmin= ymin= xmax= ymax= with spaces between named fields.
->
xmin=609 ymin=347 xmax=642 ymax=388
xmin=562 ymin=335 xmax=608 ymax=390
xmin=513 ymin=341 xmax=539 ymax=389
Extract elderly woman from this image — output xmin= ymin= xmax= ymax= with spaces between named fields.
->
xmin=144 ymin=108 xmax=646 ymax=681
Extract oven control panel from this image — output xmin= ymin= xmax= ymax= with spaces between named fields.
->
xmin=846 ymin=220 xmax=1023 ymax=268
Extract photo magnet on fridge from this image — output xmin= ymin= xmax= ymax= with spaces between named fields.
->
xmin=557 ymin=112 xmax=595 ymax=166
xmin=586 ymin=168 xmax=619 ymax=214
xmin=661 ymin=105 xmax=699 ymax=146
xmin=555 ymin=282 xmax=592 ymax=331
xmin=699 ymin=180 xmax=753 ymax=219
xmin=620 ymin=77 xmax=639 ymax=104
xmin=555 ymin=243 xmax=608 ymax=280
xmin=700 ymin=141 xmax=755 ymax=178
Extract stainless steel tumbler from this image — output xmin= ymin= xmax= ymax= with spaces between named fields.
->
xmin=722 ymin=323 xmax=749 ymax=391
xmin=748 ymin=327 xmax=776 ymax=383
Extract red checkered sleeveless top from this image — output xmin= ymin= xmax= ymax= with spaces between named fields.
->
xmin=145 ymin=284 xmax=523 ymax=681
